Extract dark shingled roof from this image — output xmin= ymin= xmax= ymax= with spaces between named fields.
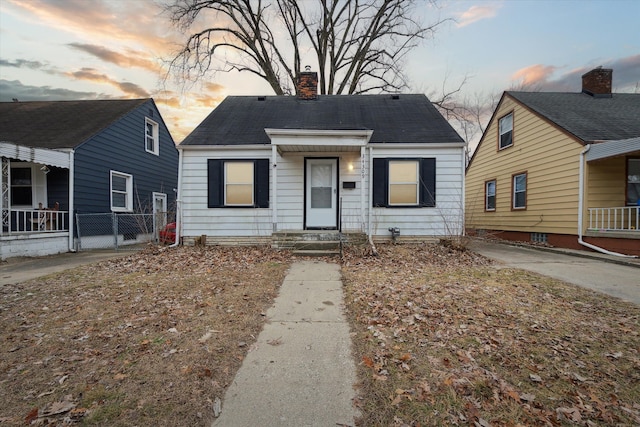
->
xmin=0 ymin=99 xmax=150 ymax=149
xmin=180 ymin=94 xmax=464 ymax=146
xmin=507 ymin=92 xmax=640 ymax=142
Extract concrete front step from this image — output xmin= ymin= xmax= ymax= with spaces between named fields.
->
xmin=292 ymin=249 xmax=341 ymax=257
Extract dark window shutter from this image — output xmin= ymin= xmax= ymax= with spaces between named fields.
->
xmin=420 ymin=158 xmax=436 ymax=207
xmin=254 ymin=159 xmax=269 ymax=208
xmin=207 ymin=159 xmax=223 ymax=208
xmin=372 ymin=158 xmax=388 ymax=207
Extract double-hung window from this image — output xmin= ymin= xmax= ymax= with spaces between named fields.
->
xmin=10 ymin=166 xmax=33 ymax=206
xmin=389 ymin=160 xmax=419 ymax=205
xmin=499 ymin=112 xmax=513 ymax=150
xmin=225 ymin=162 xmax=254 ymax=206
xmin=145 ymin=118 xmax=159 ymax=155
xmin=110 ymin=170 xmax=133 ymax=212
xmin=372 ymin=158 xmax=436 ymax=207
xmin=512 ymin=172 xmax=527 ymax=210
xmin=485 ymin=179 xmax=496 ymax=211
xmin=208 ymin=159 xmax=269 ymax=208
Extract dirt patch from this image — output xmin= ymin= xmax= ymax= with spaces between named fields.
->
xmin=0 ymin=245 xmax=291 ymax=426
xmin=341 ymin=242 xmax=640 ymax=426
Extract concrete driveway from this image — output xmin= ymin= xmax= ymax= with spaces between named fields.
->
xmin=0 ymin=250 xmax=133 ymax=285
xmin=469 ymin=240 xmax=640 ymax=305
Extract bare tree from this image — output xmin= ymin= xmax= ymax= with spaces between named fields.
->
xmin=164 ymin=0 xmax=450 ymax=95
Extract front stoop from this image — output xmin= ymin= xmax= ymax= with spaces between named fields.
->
xmin=272 ymin=230 xmax=343 ymax=257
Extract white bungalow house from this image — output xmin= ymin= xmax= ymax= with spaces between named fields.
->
xmin=176 ymin=71 xmax=466 ymax=250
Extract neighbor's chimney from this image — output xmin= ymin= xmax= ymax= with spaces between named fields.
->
xmin=297 ymin=65 xmax=318 ymax=100
xmin=581 ymin=67 xmax=612 ymax=97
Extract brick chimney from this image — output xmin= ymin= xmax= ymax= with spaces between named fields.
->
xmin=297 ymin=66 xmax=318 ymax=100
xmin=581 ymin=67 xmax=612 ymax=97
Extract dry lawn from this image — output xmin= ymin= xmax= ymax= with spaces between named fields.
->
xmin=342 ymin=242 xmax=640 ymax=426
xmin=1 ymin=242 xmax=639 ymax=426
xmin=0 ymin=246 xmax=291 ymax=426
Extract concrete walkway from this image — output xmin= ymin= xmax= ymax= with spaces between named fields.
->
xmin=469 ymin=239 xmax=640 ymax=305
xmin=212 ymin=260 xmax=359 ymax=427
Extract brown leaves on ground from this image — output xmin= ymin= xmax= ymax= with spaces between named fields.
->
xmin=342 ymin=242 xmax=640 ymax=426
xmin=0 ymin=245 xmax=291 ymax=426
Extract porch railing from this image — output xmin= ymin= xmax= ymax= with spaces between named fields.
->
xmin=1 ymin=209 xmax=69 ymax=235
xmin=588 ymin=206 xmax=640 ymax=231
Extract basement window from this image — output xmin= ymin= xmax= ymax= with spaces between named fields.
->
xmin=531 ymin=233 xmax=547 ymax=244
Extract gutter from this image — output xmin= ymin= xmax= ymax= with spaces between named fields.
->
xmin=577 ymin=144 xmax=637 ymax=258
xmin=169 ymin=149 xmax=183 ymax=248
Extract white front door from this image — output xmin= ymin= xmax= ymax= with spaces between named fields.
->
xmin=305 ymin=158 xmax=338 ymax=229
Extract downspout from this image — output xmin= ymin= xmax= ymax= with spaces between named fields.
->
xmin=169 ymin=148 xmax=183 ymax=248
xmin=68 ymin=150 xmax=75 ymax=252
xmin=577 ymin=145 xmax=636 ymax=257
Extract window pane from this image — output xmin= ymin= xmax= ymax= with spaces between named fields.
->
xmin=112 ymin=175 xmax=127 ymax=192
xmin=500 ymin=131 xmax=512 ymax=148
xmin=311 ymin=164 xmax=332 ymax=187
xmin=486 ymin=181 xmax=495 ymax=196
xmin=112 ymin=192 xmax=126 ymax=208
xmin=390 ymin=184 xmax=418 ymax=204
xmin=227 ymin=162 xmax=253 ymax=184
xmin=515 ymin=174 xmax=526 ymax=191
xmin=11 ymin=187 xmax=32 ymax=205
xmin=311 ymin=187 xmax=332 ymax=208
xmin=11 ymin=168 xmax=31 ymax=185
xmin=514 ymin=192 xmax=526 ymax=208
xmin=389 ymin=161 xmax=417 ymax=183
xmin=487 ymin=195 xmax=496 ymax=210
xmin=146 ymin=135 xmax=154 ymax=151
xmin=226 ymin=184 xmax=253 ymax=205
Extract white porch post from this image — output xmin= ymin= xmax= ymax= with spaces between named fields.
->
xmin=68 ymin=150 xmax=75 ymax=251
xmin=271 ymin=145 xmax=278 ymax=232
xmin=1 ymin=157 xmax=10 ymax=236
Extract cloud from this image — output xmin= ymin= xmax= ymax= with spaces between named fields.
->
xmin=67 ymin=43 xmax=162 ymax=73
xmin=511 ymin=64 xmax=558 ymax=87
xmin=456 ymin=5 xmax=500 ymax=28
xmin=0 ymin=79 xmax=104 ymax=102
xmin=511 ymin=54 xmax=640 ymax=92
xmin=66 ymin=68 xmax=150 ymax=98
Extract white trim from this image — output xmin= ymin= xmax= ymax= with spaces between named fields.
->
xmin=178 ymin=144 xmax=272 ymax=151
xmin=110 ymin=170 xmax=134 ymax=212
xmin=265 ymin=129 xmax=373 ymax=140
xmin=368 ymin=142 xmax=466 ymax=149
xmin=0 ymin=142 xmax=71 ymax=169
xmin=585 ymin=137 xmax=640 ymax=162
xmin=145 ymin=117 xmax=159 ymax=156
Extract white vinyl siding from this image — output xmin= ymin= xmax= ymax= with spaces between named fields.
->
xmin=179 ymin=144 xmax=464 ymax=240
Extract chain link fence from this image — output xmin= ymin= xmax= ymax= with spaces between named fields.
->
xmin=76 ymin=212 xmax=172 ymax=251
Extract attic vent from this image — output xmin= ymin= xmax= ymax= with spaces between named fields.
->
xmin=391 ymin=94 xmax=400 ymax=100
xmin=148 ymin=109 xmax=154 ymax=117
xmin=257 ymin=96 xmax=266 ymax=101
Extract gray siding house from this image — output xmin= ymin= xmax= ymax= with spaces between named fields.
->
xmin=0 ymin=99 xmax=178 ymax=259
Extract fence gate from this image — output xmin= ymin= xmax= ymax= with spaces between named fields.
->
xmin=76 ymin=213 xmax=160 ymax=251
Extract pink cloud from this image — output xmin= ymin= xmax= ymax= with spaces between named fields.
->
xmin=511 ymin=64 xmax=558 ymax=87
xmin=456 ymin=5 xmax=500 ymax=28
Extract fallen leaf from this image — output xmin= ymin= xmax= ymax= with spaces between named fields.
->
xmin=529 ymin=374 xmax=542 ymax=383
xmin=25 ymin=408 xmax=38 ymax=424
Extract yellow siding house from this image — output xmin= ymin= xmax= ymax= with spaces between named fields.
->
xmin=466 ymin=68 xmax=640 ymax=256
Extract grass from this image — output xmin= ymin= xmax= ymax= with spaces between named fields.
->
xmin=1 ymin=242 xmax=638 ymax=426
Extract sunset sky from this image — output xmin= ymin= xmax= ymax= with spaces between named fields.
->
xmin=1 ymin=0 xmax=638 ymax=146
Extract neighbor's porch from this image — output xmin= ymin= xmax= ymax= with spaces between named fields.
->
xmin=584 ymin=137 xmax=640 ymax=238
xmin=1 ymin=143 xmax=74 ymax=259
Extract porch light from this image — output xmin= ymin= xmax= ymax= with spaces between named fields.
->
xmin=40 ymin=165 xmax=50 ymax=174
xmin=348 ymin=162 xmax=354 ymax=171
